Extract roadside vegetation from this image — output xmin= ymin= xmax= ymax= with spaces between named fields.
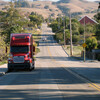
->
xmin=63 ymin=45 xmax=83 ymax=57
xmin=49 ymin=12 xmax=100 ymax=60
xmin=0 ymin=2 xmax=43 ymax=64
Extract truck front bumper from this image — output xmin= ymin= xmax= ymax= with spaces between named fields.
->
xmin=8 ymin=63 xmax=31 ymax=70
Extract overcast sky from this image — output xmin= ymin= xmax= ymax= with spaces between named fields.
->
xmin=2 ymin=0 xmax=99 ymax=2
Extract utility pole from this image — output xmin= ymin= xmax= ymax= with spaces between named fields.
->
xmin=58 ymin=15 xmax=61 ymax=30
xmin=69 ymin=10 xmax=73 ymax=56
xmin=83 ymin=16 xmax=86 ymax=62
xmin=63 ymin=16 xmax=66 ymax=46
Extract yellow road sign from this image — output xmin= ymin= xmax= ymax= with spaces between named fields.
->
xmin=82 ymin=43 xmax=87 ymax=48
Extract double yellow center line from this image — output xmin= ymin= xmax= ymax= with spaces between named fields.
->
xmin=47 ymin=46 xmax=100 ymax=92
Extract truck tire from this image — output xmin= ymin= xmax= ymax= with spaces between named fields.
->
xmin=8 ymin=64 xmax=12 ymax=72
xmin=28 ymin=63 xmax=32 ymax=71
xmin=8 ymin=68 xmax=12 ymax=72
xmin=32 ymin=64 xmax=35 ymax=70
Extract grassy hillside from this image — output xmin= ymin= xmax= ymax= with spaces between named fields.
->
xmin=19 ymin=1 xmax=62 ymax=18
xmin=0 ymin=1 xmax=62 ymax=19
xmin=0 ymin=0 xmax=98 ymax=18
xmin=0 ymin=1 xmax=8 ymax=11
xmin=57 ymin=0 xmax=98 ymax=17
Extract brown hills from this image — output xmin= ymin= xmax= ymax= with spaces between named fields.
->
xmin=0 ymin=0 xmax=99 ymax=18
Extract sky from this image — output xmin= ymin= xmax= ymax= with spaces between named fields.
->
xmin=2 ymin=0 xmax=99 ymax=2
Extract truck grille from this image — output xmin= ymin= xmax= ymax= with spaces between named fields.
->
xmin=13 ymin=56 xmax=24 ymax=63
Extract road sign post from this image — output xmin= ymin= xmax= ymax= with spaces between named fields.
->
xmin=82 ymin=43 xmax=87 ymax=62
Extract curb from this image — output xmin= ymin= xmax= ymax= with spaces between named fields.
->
xmin=61 ymin=46 xmax=69 ymax=57
xmin=62 ymin=45 xmax=99 ymax=62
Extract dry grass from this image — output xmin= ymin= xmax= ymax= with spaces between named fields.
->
xmin=64 ymin=45 xmax=83 ymax=57
xmin=0 ymin=0 xmax=98 ymax=19
xmin=18 ymin=1 xmax=62 ymax=19
xmin=70 ymin=0 xmax=98 ymax=11
xmin=58 ymin=0 xmax=98 ymax=17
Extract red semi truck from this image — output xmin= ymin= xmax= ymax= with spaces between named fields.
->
xmin=8 ymin=33 xmax=35 ymax=71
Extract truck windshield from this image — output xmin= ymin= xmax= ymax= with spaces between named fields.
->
xmin=11 ymin=46 xmax=29 ymax=53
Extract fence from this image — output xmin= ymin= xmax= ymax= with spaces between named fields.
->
xmin=85 ymin=49 xmax=100 ymax=60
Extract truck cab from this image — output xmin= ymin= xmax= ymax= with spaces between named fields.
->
xmin=8 ymin=33 xmax=35 ymax=71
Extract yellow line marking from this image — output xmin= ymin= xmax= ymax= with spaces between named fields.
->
xmin=63 ymin=66 xmax=100 ymax=92
xmin=92 ymin=83 xmax=100 ymax=90
xmin=47 ymin=47 xmax=56 ymax=62
xmin=89 ymin=83 xmax=100 ymax=92
xmin=47 ymin=46 xmax=100 ymax=92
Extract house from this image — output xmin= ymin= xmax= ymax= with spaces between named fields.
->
xmin=79 ymin=16 xmax=98 ymax=25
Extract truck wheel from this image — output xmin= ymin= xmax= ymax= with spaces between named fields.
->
xmin=28 ymin=63 xmax=32 ymax=71
xmin=32 ymin=64 xmax=35 ymax=70
xmin=8 ymin=68 xmax=12 ymax=72
xmin=8 ymin=64 xmax=12 ymax=72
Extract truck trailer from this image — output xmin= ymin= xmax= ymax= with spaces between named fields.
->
xmin=8 ymin=33 xmax=35 ymax=71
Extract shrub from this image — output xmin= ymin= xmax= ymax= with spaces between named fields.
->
xmin=44 ymin=5 xmax=49 ymax=9
xmin=79 ymin=25 xmax=84 ymax=34
xmin=49 ymin=21 xmax=58 ymax=32
xmin=86 ymin=37 xmax=98 ymax=51
xmin=72 ymin=35 xmax=80 ymax=44
xmin=55 ymin=33 xmax=63 ymax=42
xmin=0 ymin=36 xmax=8 ymax=61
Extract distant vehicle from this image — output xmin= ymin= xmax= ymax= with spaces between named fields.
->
xmin=8 ymin=33 xmax=35 ymax=71
xmin=42 ymin=37 xmax=47 ymax=41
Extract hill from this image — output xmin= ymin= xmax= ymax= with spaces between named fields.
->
xmin=56 ymin=0 xmax=98 ymax=17
xmin=0 ymin=1 xmax=62 ymax=19
xmin=0 ymin=1 xmax=8 ymax=11
xmin=21 ymin=1 xmax=62 ymax=18
xmin=0 ymin=0 xmax=99 ymax=18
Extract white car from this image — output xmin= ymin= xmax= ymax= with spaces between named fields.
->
xmin=42 ymin=37 xmax=47 ymax=41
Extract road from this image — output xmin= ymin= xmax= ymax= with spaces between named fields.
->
xmin=0 ymin=23 xmax=100 ymax=100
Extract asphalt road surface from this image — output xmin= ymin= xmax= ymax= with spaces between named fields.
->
xmin=0 ymin=23 xmax=100 ymax=100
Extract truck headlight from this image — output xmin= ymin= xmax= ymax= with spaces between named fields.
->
xmin=25 ymin=53 xmax=29 ymax=58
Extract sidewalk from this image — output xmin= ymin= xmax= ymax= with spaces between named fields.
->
xmin=70 ymin=56 xmax=99 ymax=62
xmin=62 ymin=46 xmax=99 ymax=62
xmin=0 ymin=64 xmax=7 ymax=76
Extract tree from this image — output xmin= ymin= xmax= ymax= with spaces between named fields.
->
xmin=94 ymin=13 xmax=100 ymax=22
xmin=44 ymin=5 xmax=49 ymax=9
xmin=72 ymin=35 xmax=80 ymax=44
xmin=49 ymin=21 xmax=58 ymax=32
xmin=79 ymin=25 xmax=84 ymax=35
xmin=71 ymin=19 xmax=80 ymax=35
xmin=0 ymin=36 xmax=6 ymax=60
xmin=29 ymin=14 xmax=43 ymax=27
xmin=86 ymin=37 xmax=98 ymax=51
xmin=49 ymin=16 xmax=81 ymax=44
xmin=14 ymin=0 xmax=30 ymax=8
xmin=94 ymin=12 xmax=100 ymax=40
xmin=95 ymin=24 xmax=100 ymax=40
xmin=0 ymin=2 xmax=28 ymax=43
xmin=85 ymin=24 xmax=96 ymax=34
xmin=21 ymin=1 xmax=30 ymax=8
